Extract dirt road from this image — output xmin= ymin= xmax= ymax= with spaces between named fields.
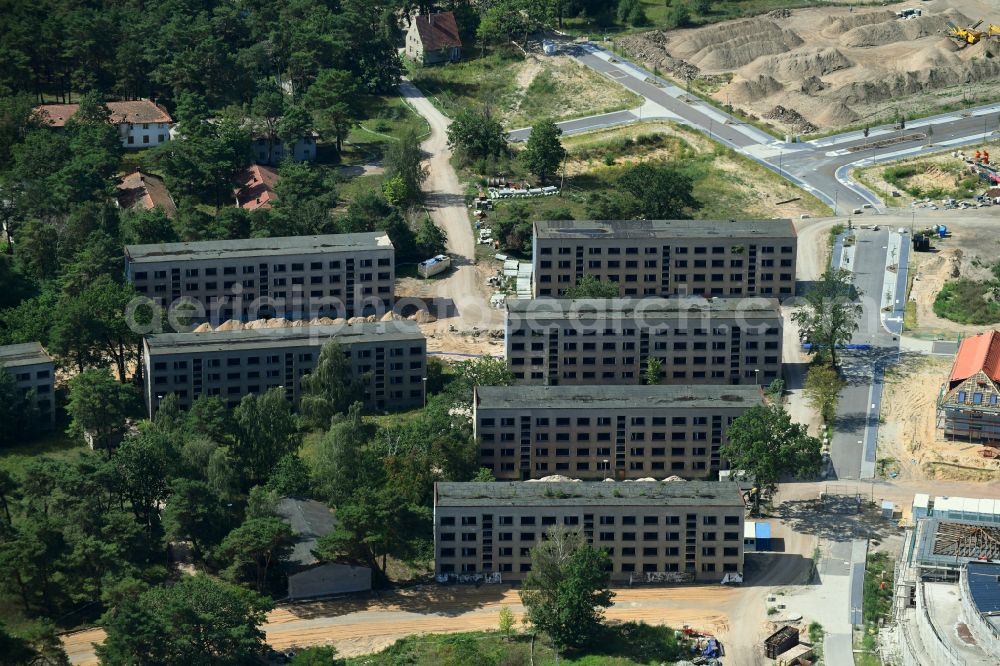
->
xmin=784 ymin=217 xmax=839 ymax=434
xmin=59 ymin=584 xmax=766 ymax=664
xmin=398 ymin=79 xmax=501 ymax=348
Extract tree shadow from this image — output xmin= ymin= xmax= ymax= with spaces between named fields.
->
xmin=774 ymin=498 xmax=900 ymax=543
xmin=280 ymin=583 xmax=510 ymax=620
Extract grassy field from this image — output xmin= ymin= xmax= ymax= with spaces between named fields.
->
xmin=345 ymin=624 xmax=686 ymax=666
xmin=338 ymin=95 xmax=429 ymax=165
xmin=0 ymin=430 xmax=86 ymax=476
xmin=481 ymin=121 xmax=827 ymax=249
xmin=408 ymin=50 xmax=640 ymax=128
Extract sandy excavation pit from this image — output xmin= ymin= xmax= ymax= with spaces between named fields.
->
xmin=618 ymin=0 xmax=1000 ymax=134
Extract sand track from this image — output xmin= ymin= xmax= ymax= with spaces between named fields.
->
xmin=618 ymin=1 xmax=1000 ymax=134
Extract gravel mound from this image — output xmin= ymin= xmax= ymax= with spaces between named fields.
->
xmin=673 ymin=19 xmax=804 ymax=71
xmin=725 ymin=74 xmax=784 ymax=103
xmin=840 ymin=12 xmax=967 ymax=48
xmin=744 ymin=46 xmax=852 ymax=81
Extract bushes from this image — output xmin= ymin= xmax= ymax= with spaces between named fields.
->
xmin=934 ymin=278 xmax=1000 ymax=325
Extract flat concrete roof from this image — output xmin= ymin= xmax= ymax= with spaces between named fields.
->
xmin=125 ymin=232 xmax=392 ymax=264
xmin=436 ymin=481 xmax=745 ymax=508
xmin=506 ymin=297 xmax=781 ymax=319
xmin=534 ymin=219 xmax=796 ymax=240
xmin=145 ymin=322 xmax=423 ymax=356
xmin=475 ymin=385 xmax=763 ymax=411
xmin=0 ymin=342 xmax=53 ymax=368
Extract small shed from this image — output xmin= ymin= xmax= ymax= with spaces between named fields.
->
xmin=276 ymin=497 xmax=372 ymax=600
xmin=744 ymin=521 xmax=758 ymax=552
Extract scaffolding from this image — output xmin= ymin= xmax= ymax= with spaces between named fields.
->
xmin=936 ymin=399 xmax=1000 ymax=443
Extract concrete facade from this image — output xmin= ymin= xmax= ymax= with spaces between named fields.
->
xmin=433 ymin=481 xmax=745 ymax=583
xmin=532 ymin=219 xmax=797 ymax=300
xmin=125 ymin=233 xmax=395 ymax=322
xmin=505 ymin=297 xmax=782 ymax=386
xmin=142 ymin=322 xmax=426 ymax=416
xmin=473 ymin=385 xmax=763 ymax=480
xmin=0 ymin=342 xmax=55 ymax=428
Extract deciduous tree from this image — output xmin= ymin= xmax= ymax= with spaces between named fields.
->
xmin=791 ymin=267 xmax=863 ymax=369
xmin=220 ymin=517 xmax=293 ymax=593
xmin=520 ymin=527 xmax=614 ymax=650
xmin=66 ymin=368 xmax=139 ymax=456
xmin=721 ymin=404 xmax=822 ymax=512
xmin=564 ymin=274 xmax=620 ymax=298
xmin=232 ymin=387 xmax=300 ymax=488
xmin=299 ymin=342 xmax=366 ymax=429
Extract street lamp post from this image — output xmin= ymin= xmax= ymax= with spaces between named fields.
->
xmin=602 ymin=459 xmax=609 ymax=480
xmin=754 ymin=369 xmax=760 ymax=386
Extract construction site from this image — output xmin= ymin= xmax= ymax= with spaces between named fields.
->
xmin=617 ymin=0 xmax=1000 ymax=134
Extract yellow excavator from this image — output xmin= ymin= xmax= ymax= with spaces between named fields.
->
xmin=990 ymin=23 xmax=1000 ymax=37
xmin=947 ymin=19 xmax=985 ymax=46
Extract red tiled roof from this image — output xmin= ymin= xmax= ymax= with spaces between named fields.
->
xmin=414 ymin=11 xmax=462 ymax=51
xmin=234 ymin=164 xmax=280 ymax=211
xmin=35 ymin=99 xmax=173 ymax=127
xmin=117 ymin=170 xmax=177 ymax=218
xmin=950 ymin=331 xmax=1000 ymax=382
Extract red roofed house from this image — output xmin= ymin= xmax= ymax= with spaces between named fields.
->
xmin=117 ymin=169 xmax=177 ymax=218
xmin=35 ymin=99 xmax=173 ymax=149
xmin=234 ymin=164 xmax=280 ymax=211
xmin=406 ymin=11 xmax=462 ymax=65
xmin=938 ymin=330 xmax=1000 ymax=442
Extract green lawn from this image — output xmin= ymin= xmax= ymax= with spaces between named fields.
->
xmin=338 ymin=95 xmax=429 ymax=165
xmin=345 ymin=624 xmax=686 ymax=666
xmin=0 ymin=430 xmax=86 ymax=477
xmin=409 ymin=50 xmax=523 ymax=121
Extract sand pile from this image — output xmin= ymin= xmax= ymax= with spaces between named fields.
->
xmin=763 ymin=105 xmax=817 ymax=133
xmin=673 ymin=19 xmax=804 ymax=70
xmin=821 ymin=10 xmax=896 ymax=36
xmin=814 ymin=100 xmax=859 ymax=126
xmin=744 ymin=47 xmax=851 ymax=81
xmin=842 ymin=57 xmax=1000 ymax=105
xmin=839 ymin=12 xmax=966 ymax=48
xmin=725 ymin=74 xmax=784 ymax=103
xmin=799 ymin=75 xmax=829 ymax=95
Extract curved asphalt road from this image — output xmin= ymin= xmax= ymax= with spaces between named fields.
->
xmin=511 ymin=43 xmax=1000 ymax=215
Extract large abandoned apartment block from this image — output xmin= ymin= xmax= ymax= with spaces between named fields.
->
xmin=125 ymin=232 xmax=395 ymax=322
xmin=532 ymin=219 xmax=796 ymax=300
xmin=505 ymin=297 xmax=782 ymax=386
xmin=434 ymin=481 xmax=745 ymax=583
xmin=473 ymin=385 xmax=763 ymax=480
xmin=143 ymin=322 xmax=426 ymax=417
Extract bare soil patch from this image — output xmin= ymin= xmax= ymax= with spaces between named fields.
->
xmin=879 ymin=355 xmax=1000 ymax=482
xmin=617 ymin=0 xmax=1000 ymax=134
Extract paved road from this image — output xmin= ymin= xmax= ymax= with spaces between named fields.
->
xmin=517 ymin=42 xmax=1000 ymax=214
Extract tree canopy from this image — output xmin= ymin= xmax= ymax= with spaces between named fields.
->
xmin=521 ymin=118 xmax=566 ymax=184
xmin=519 ymin=527 xmax=615 ymax=650
xmin=791 ymin=267 xmax=863 ymax=369
xmin=720 ymin=404 xmax=822 ymax=511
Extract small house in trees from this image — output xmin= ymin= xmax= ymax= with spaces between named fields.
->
xmin=234 ymin=164 xmax=280 ymax=211
xmin=276 ymin=497 xmax=372 ymax=600
xmin=406 ymin=11 xmax=462 ymax=65
xmin=117 ymin=169 xmax=177 ymax=218
xmin=35 ymin=99 xmax=173 ymax=149
xmin=938 ymin=330 xmax=1000 ymax=442
xmin=251 ymin=130 xmax=318 ymax=165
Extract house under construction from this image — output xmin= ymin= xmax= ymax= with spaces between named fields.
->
xmin=937 ymin=330 xmax=1000 ymax=442
xmin=890 ymin=497 xmax=1000 ymax=664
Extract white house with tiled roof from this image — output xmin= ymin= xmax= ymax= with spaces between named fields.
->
xmin=35 ymin=99 xmax=174 ymax=149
